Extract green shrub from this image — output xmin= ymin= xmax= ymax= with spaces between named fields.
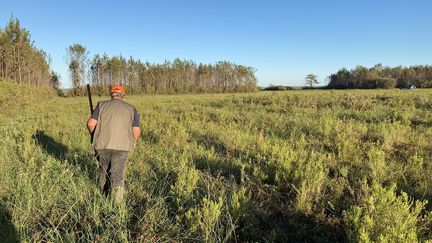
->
xmin=262 ymin=85 xmax=293 ymax=91
xmin=293 ymin=156 xmax=327 ymax=214
xmin=344 ymin=183 xmax=426 ymax=242
xmin=185 ymin=196 xmax=224 ymax=241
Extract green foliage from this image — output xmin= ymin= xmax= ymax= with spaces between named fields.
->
xmin=65 ymin=43 xmax=88 ymax=90
xmin=262 ymin=85 xmax=293 ymax=91
xmin=363 ymin=77 xmax=397 ymax=89
xmin=2 ymin=85 xmax=432 ymax=241
xmin=328 ymin=64 xmax=432 ymax=89
xmin=344 ymin=183 xmax=427 ymax=242
xmin=305 ymin=73 xmax=319 ymax=87
xmin=88 ymin=56 xmax=258 ymax=95
xmin=170 ymin=156 xmax=200 ymax=212
xmin=0 ymin=17 xmax=52 ymax=86
xmin=293 ymin=155 xmax=327 ymax=214
xmin=49 ymin=71 xmax=61 ymax=90
xmin=185 ymin=196 xmax=224 ymax=241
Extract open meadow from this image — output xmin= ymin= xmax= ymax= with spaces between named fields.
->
xmin=2 ymin=82 xmax=432 ymax=242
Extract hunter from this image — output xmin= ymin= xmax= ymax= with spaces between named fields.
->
xmin=86 ymin=85 xmax=141 ymax=203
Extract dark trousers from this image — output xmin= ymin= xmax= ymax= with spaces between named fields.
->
xmin=96 ymin=149 xmax=129 ymax=193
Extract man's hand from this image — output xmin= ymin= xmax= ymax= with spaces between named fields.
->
xmin=87 ymin=118 xmax=98 ymax=134
xmin=133 ymin=127 xmax=141 ymax=148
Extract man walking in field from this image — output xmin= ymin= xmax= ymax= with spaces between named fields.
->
xmin=86 ymin=85 xmax=141 ymax=203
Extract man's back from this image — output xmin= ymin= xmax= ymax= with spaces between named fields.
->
xmin=86 ymin=85 xmax=140 ymax=204
xmin=93 ymin=99 xmax=136 ymax=152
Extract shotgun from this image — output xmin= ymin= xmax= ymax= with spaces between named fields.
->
xmin=86 ymin=84 xmax=95 ymax=143
xmin=87 ymin=84 xmax=94 ymax=114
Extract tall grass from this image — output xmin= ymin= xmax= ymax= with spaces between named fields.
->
xmin=2 ymin=85 xmax=432 ymax=241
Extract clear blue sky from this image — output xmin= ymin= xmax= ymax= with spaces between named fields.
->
xmin=1 ymin=0 xmax=431 ymax=88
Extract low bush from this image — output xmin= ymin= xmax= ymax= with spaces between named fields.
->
xmin=344 ymin=183 xmax=429 ymax=242
xmin=262 ymin=85 xmax=293 ymax=91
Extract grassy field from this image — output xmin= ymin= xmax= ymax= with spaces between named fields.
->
xmin=2 ymin=82 xmax=432 ymax=242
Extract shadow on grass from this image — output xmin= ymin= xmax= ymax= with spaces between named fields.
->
xmin=32 ymin=130 xmax=99 ymax=187
xmin=0 ymin=201 xmax=19 ymax=243
xmin=33 ymin=130 xmax=69 ymax=160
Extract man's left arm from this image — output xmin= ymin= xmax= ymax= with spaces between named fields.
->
xmin=87 ymin=103 xmax=99 ymax=134
xmin=87 ymin=118 xmax=98 ymax=134
xmin=132 ymin=108 xmax=141 ymax=147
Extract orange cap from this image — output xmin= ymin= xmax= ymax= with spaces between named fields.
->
xmin=111 ymin=85 xmax=126 ymax=94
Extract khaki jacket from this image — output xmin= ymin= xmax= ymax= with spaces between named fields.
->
xmin=93 ymin=99 xmax=136 ymax=152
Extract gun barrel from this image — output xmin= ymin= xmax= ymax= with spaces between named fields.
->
xmin=86 ymin=84 xmax=95 ymax=144
xmin=87 ymin=84 xmax=94 ymax=114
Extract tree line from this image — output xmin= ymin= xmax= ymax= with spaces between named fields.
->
xmin=67 ymin=44 xmax=258 ymax=96
xmin=0 ymin=17 xmax=59 ymax=89
xmin=5 ymin=17 xmax=432 ymax=93
xmin=0 ymin=17 xmax=257 ymax=95
xmin=327 ymin=64 xmax=432 ymax=89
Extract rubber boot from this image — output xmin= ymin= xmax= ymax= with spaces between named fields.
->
xmin=111 ymin=186 xmax=125 ymax=204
